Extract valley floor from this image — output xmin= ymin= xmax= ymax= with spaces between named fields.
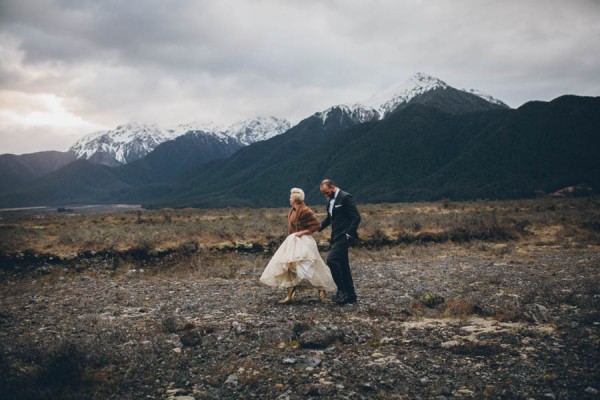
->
xmin=1 ymin=242 xmax=599 ymax=399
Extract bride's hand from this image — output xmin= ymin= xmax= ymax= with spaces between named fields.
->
xmin=295 ymin=230 xmax=306 ymax=237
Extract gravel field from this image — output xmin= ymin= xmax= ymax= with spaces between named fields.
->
xmin=1 ymin=242 xmax=599 ymax=399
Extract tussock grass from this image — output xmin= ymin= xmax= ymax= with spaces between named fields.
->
xmin=0 ymin=339 xmax=114 ymax=400
xmin=1 ymin=197 xmax=598 ymax=264
xmin=0 ymin=198 xmax=598 ymax=399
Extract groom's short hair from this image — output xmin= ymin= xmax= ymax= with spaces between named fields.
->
xmin=321 ymin=179 xmax=336 ymax=188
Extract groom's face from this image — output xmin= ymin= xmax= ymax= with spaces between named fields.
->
xmin=320 ymin=185 xmax=335 ymax=199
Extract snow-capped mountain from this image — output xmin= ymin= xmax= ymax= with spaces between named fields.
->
xmin=462 ymin=88 xmax=509 ymax=107
xmin=165 ymin=121 xmax=229 ymax=141
xmin=315 ymin=72 xmax=509 ymax=125
xmin=315 ymin=104 xmax=380 ymax=125
xmin=69 ymin=122 xmax=178 ymax=165
xmin=69 ymin=73 xmax=506 ymax=166
xmin=70 ymin=117 xmax=291 ymax=165
xmin=225 ymin=116 xmax=291 ymax=145
xmin=360 ymin=72 xmax=449 ymax=117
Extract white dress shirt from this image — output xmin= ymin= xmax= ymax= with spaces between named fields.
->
xmin=328 ymin=188 xmax=340 ymax=216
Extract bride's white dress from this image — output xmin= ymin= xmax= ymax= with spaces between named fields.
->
xmin=260 ymin=234 xmax=337 ymax=291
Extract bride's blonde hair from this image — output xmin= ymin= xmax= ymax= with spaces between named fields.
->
xmin=290 ymin=187 xmax=305 ymax=203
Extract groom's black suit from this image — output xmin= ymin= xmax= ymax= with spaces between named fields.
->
xmin=319 ymin=189 xmax=361 ymax=302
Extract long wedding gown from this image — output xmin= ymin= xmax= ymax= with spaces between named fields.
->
xmin=260 ymin=233 xmax=337 ymax=292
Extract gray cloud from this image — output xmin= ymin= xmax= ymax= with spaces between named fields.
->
xmin=1 ymin=0 xmax=599 ymax=154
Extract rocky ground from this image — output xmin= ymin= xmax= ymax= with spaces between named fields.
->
xmin=1 ymin=243 xmax=599 ymax=399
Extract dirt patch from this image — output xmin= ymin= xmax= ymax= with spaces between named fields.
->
xmin=1 ymin=244 xmax=599 ymax=399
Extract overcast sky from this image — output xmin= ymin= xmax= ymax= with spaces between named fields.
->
xmin=1 ymin=0 xmax=599 ymax=155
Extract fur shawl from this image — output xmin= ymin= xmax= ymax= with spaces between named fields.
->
xmin=288 ymin=203 xmax=321 ymax=234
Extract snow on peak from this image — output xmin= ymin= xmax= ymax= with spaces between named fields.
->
xmin=463 ymin=88 xmax=509 ymax=107
xmin=69 ymin=116 xmax=292 ymax=165
xmin=358 ymin=72 xmax=448 ymax=117
xmin=69 ymin=122 xmax=172 ymax=164
xmin=315 ymin=104 xmax=380 ymax=125
xmin=315 ymin=72 xmax=508 ymax=126
xmin=225 ymin=116 xmax=291 ymax=145
xmin=315 ymin=73 xmax=448 ymax=125
xmin=166 ymin=121 xmax=228 ymax=140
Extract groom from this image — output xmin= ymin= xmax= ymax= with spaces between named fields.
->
xmin=318 ymin=179 xmax=361 ymax=305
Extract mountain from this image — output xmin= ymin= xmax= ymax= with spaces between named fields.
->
xmin=143 ymin=95 xmax=598 ymax=208
xmin=0 ymin=73 xmax=516 ymax=207
xmin=355 ymin=72 xmax=509 ymax=118
xmin=4 ymin=74 xmax=597 ymax=209
xmin=66 ymin=73 xmax=498 ymax=168
xmin=462 ymin=88 xmax=508 ymax=107
xmin=69 ymin=122 xmax=175 ymax=165
xmin=68 ymin=117 xmax=291 ymax=167
xmin=0 ymin=150 xmax=77 ymax=195
xmin=131 ymin=104 xmax=376 ymax=207
xmin=224 ymin=116 xmax=292 ymax=145
xmin=0 ymin=158 xmax=129 ymax=207
xmin=404 ymin=95 xmax=600 ymax=201
xmin=0 ymin=129 xmax=246 ymax=207
xmin=136 ymin=73 xmax=512 ymax=207
xmin=0 ymin=118 xmax=285 ymax=205
xmin=314 ymin=104 xmax=380 ymax=126
xmin=293 ymin=73 xmax=508 ymax=139
xmin=115 ymin=130 xmax=244 ymax=185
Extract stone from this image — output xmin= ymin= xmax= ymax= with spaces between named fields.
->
xmin=36 ymin=266 xmax=52 ymax=275
xmin=584 ymin=387 xmax=598 ymax=395
xmin=225 ymin=374 xmax=238 ymax=386
xmin=306 ymin=357 xmax=322 ymax=367
xmin=299 ymin=327 xmax=344 ymax=349
xmin=166 ymin=388 xmax=186 ymax=395
xmin=232 ymin=321 xmax=246 ymax=334
xmin=361 ymin=382 xmax=376 ymax=391
xmin=162 ymin=315 xmax=188 ymax=333
xmin=524 ymin=303 xmax=550 ymax=324
xmin=179 ymin=329 xmax=202 ymax=347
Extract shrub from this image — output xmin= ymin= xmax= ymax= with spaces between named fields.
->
xmin=0 ymin=341 xmax=100 ymax=400
xmin=442 ymin=297 xmax=483 ymax=318
xmin=419 ymin=292 xmax=445 ymax=308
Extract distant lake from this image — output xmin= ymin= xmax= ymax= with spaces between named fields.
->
xmin=0 ymin=204 xmax=143 ymax=215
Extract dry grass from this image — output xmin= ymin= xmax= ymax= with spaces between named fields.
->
xmin=442 ymin=296 xmax=482 ymax=319
xmin=1 ymin=197 xmax=599 ymax=262
xmin=1 ymin=197 xmax=599 ymax=399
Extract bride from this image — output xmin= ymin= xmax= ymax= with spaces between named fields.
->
xmin=260 ymin=188 xmax=337 ymax=303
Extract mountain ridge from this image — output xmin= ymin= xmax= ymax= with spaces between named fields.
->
xmin=3 ymin=75 xmax=595 ymax=209
xmin=140 ymin=95 xmax=598 ymax=208
xmin=68 ymin=117 xmax=291 ymax=166
xmin=0 ymin=150 xmax=77 ymax=195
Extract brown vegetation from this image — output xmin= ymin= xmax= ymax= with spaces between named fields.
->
xmin=0 ymin=197 xmax=599 ymax=399
xmin=1 ymin=197 xmax=599 ymax=263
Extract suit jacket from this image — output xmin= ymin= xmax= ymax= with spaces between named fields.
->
xmin=319 ymin=190 xmax=361 ymax=243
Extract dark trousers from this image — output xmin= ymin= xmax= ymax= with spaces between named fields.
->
xmin=327 ymin=240 xmax=356 ymax=296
